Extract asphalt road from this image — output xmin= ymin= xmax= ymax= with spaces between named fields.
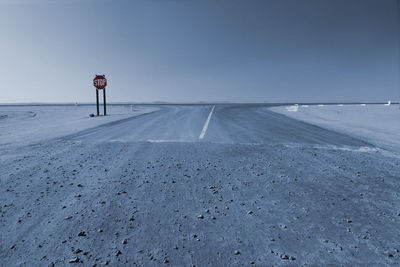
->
xmin=68 ymin=105 xmax=370 ymax=146
xmin=1 ymin=104 xmax=400 ymax=266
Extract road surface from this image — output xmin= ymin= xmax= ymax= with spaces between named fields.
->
xmin=1 ymin=104 xmax=400 ymax=266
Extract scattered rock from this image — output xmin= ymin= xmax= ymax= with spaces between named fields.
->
xmin=78 ymin=231 xmax=86 ymax=237
xmin=280 ymin=254 xmax=289 ymax=260
xmin=233 ymin=250 xmax=240 ymax=255
xmin=197 ymin=215 xmax=204 ymax=219
xmin=69 ymin=257 xmax=81 ymax=263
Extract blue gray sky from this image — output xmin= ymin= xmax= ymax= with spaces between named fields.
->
xmin=1 ymin=0 xmax=399 ymax=103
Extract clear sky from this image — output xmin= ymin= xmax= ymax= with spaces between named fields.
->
xmin=1 ymin=0 xmax=399 ymax=103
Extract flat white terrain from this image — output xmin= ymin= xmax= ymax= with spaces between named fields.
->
xmin=271 ymin=104 xmax=400 ymax=153
xmin=0 ymin=105 xmax=157 ymax=156
xmin=1 ymin=104 xmax=399 ymax=266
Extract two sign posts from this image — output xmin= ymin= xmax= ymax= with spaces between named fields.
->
xmin=93 ymin=75 xmax=107 ymax=116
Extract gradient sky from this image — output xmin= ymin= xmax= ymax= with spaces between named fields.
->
xmin=1 ymin=0 xmax=399 ymax=103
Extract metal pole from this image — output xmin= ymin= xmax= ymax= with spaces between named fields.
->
xmin=103 ymin=89 xmax=107 ymax=116
xmin=96 ymin=89 xmax=99 ymax=116
xmin=397 ymin=0 xmax=400 ymax=108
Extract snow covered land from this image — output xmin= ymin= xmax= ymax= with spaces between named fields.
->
xmin=1 ymin=104 xmax=400 ymax=266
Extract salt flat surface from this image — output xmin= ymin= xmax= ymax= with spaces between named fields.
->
xmin=271 ymin=104 xmax=400 ymax=152
xmin=0 ymin=105 xmax=158 ymax=150
xmin=1 ymin=104 xmax=400 ymax=266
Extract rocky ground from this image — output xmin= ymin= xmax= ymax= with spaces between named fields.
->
xmin=1 ymin=104 xmax=400 ymax=266
xmin=1 ymin=139 xmax=400 ymax=266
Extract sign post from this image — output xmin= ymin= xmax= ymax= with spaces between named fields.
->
xmin=93 ymin=75 xmax=107 ymax=116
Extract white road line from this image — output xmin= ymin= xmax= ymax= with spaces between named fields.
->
xmin=199 ymin=105 xmax=215 ymax=139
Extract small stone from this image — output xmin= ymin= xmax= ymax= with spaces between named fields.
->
xmin=69 ymin=257 xmax=81 ymax=263
xmin=197 ymin=215 xmax=204 ymax=219
xmin=247 ymin=211 xmax=253 ymax=214
xmin=122 ymin=239 xmax=127 ymax=245
xmin=115 ymin=250 xmax=122 ymax=256
xmin=250 ymin=261 xmax=255 ymax=264
xmin=65 ymin=216 xmax=73 ymax=220
xmin=163 ymin=259 xmax=169 ymax=263
xmin=78 ymin=231 xmax=86 ymax=237
xmin=233 ymin=250 xmax=240 ymax=255
xmin=77 ymin=184 xmax=83 ymax=187
xmin=280 ymin=254 xmax=289 ymax=260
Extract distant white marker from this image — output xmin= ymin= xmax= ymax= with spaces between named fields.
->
xmin=199 ymin=106 xmax=215 ymax=139
xmin=286 ymin=105 xmax=298 ymax=112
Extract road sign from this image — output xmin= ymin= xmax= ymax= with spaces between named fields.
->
xmin=93 ymin=75 xmax=107 ymax=116
xmin=93 ymin=75 xmax=107 ymax=89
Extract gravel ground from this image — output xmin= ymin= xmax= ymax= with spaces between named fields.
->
xmin=1 ymin=105 xmax=400 ymax=266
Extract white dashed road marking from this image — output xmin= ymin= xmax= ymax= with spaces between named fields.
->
xmin=199 ymin=105 xmax=215 ymax=139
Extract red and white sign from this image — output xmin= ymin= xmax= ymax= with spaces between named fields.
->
xmin=93 ymin=75 xmax=107 ymax=89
